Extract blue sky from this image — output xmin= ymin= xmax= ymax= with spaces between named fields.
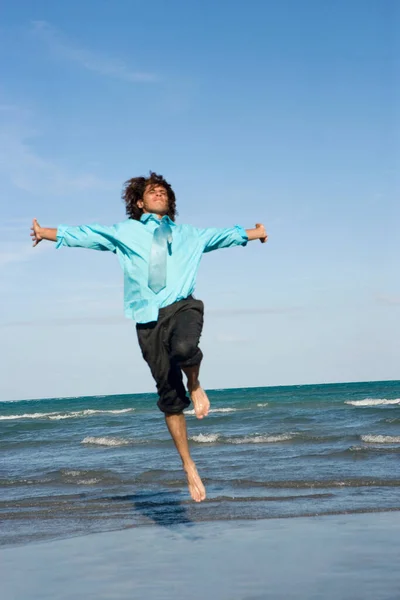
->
xmin=1 ymin=0 xmax=398 ymax=401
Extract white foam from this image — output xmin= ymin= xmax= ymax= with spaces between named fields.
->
xmin=361 ymin=435 xmax=400 ymax=444
xmin=190 ymin=433 xmax=221 ymax=443
xmin=0 ymin=412 xmax=58 ymax=420
xmin=0 ymin=408 xmax=134 ymax=421
xmin=345 ymin=398 xmax=400 ymax=407
xmin=185 ymin=407 xmax=237 ymax=415
xmin=49 ymin=408 xmax=134 ymax=420
xmin=76 ymin=478 xmax=100 ymax=485
xmin=49 ymin=414 xmax=78 ymax=420
xmin=81 ymin=436 xmax=132 ymax=447
xmin=257 ymin=403 xmax=269 ymax=407
xmin=229 ymin=434 xmax=293 ymax=444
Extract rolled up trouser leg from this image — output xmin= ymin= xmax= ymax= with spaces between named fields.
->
xmin=136 ymin=297 xmax=204 ymax=414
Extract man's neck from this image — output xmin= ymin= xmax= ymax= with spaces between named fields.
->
xmin=143 ymin=211 xmax=166 ymax=220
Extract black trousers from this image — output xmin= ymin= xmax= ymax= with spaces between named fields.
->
xmin=136 ymin=297 xmax=204 ymax=414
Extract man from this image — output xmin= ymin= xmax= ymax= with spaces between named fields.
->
xmin=31 ymin=172 xmax=267 ymax=502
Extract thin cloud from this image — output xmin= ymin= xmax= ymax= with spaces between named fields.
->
xmin=0 ymin=240 xmax=51 ymax=268
xmin=0 ymin=127 xmax=115 ymax=195
xmin=1 ymin=305 xmax=301 ymax=327
xmin=376 ymin=295 xmax=400 ymax=306
xmin=1 ymin=315 xmax=125 ymax=327
xmin=207 ymin=307 xmax=301 ymax=316
xmin=0 ymin=98 xmax=115 ymax=194
xmin=0 ymin=219 xmax=33 ymax=233
xmin=216 ymin=333 xmax=251 ymax=343
xmin=31 ymin=20 xmax=158 ymax=83
xmin=55 ymin=282 xmax=123 ymax=293
xmin=0 ymin=104 xmax=21 ymax=111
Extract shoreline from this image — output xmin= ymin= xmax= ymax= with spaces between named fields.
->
xmin=2 ymin=512 xmax=400 ymax=600
xmin=3 ymin=505 xmax=400 ymax=551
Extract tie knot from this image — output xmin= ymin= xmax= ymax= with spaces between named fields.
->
xmin=157 ymin=219 xmax=172 ymax=244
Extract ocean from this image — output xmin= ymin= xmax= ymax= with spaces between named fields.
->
xmin=1 ymin=380 xmax=400 ymax=548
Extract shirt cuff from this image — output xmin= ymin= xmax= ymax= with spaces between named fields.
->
xmin=55 ymin=225 xmax=68 ymax=249
xmin=234 ymin=225 xmax=248 ymax=246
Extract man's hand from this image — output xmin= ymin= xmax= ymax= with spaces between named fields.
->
xmin=245 ymin=223 xmax=268 ymax=243
xmin=255 ymin=223 xmax=268 ymax=243
xmin=31 ymin=219 xmax=43 ymax=247
xmin=30 ymin=220 xmax=57 ymax=245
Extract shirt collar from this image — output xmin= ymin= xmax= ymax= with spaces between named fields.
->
xmin=140 ymin=213 xmax=176 ymax=226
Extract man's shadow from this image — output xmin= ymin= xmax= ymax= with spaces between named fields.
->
xmin=109 ymin=489 xmax=198 ymax=530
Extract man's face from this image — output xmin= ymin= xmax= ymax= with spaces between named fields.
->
xmin=137 ymin=184 xmax=169 ymax=216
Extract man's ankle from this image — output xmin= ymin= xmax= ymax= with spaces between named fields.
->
xmin=182 ymin=458 xmax=196 ymax=471
xmin=187 ymin=380 xmax=200 ymax=392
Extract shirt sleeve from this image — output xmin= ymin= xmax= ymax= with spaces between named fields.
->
xmin=55 ymin=224 xmax=118 ymax=253
xmin=197 ymin=225 xmax=248 ymax=253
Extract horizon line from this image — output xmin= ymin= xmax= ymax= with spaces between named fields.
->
xmin=2 ymin=378 xmax=398 ymax=403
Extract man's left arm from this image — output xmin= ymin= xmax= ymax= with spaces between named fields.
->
xmin=198 ymin=223 xmax=267 ymax=253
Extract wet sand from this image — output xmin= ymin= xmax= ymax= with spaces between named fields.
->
xmin=1 ymin=512 xmax=400 ymax=600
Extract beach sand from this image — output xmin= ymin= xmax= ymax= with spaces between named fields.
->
xmin=1 ymin=512 xmax=399 ymax=600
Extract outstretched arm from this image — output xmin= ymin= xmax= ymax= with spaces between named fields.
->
xmin=30 ymin=219 xmax=118 ymax=253
xmin=199 ymin=222 xmax=268 ymax=253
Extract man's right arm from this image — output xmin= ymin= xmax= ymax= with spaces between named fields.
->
xmin=31 ymin=219 xmax=118 ymax=253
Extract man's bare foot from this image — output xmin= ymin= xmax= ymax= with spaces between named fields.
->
xmin=189 ymin=384 xmax=210 ymax=419
xmin=184 ymin=461 xmax=206 ymax=502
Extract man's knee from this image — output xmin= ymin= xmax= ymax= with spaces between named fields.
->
xmin=170 ymin=339 xmax=198 ymax=364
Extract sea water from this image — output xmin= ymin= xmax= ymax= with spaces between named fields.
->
xmin=1 ymin=380 xmax=399 ymax=547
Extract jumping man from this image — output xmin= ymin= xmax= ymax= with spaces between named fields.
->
xmin=31 ymin=172 xmax=267 ymax=502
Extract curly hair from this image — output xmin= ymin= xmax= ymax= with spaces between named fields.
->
xmin=122 ymin=172 xmax=177 ymax=222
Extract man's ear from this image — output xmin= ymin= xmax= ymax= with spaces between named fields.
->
xmin=137 ymin=199 xmax=144 ymax=209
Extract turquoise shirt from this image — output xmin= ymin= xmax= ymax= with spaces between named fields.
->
xmin=56 ymin=214 xmax=248 ymax=323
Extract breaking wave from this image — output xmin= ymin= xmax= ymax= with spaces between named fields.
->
xmin=190 ymin=433 xmax=221 ymax=443
xmin=189 ymin=432 xmax=293 ymax=444
xmin=345 ymin=398 xmax=400 ymax=407
xmin=81 ymin=436 xmax=134 ymax=447
xmin=361 ymin=435 xmax=400 ymax=444
xmin=185 ymin=407 xmax=237 ymax=415
xmin=228 ymin=433 xmax=293 ymax=444
xmin=0 ymin=408 xmax=134 ymax=421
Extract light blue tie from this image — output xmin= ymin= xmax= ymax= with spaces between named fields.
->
xmin=148 ymin=218 xmax=173 ymax=293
